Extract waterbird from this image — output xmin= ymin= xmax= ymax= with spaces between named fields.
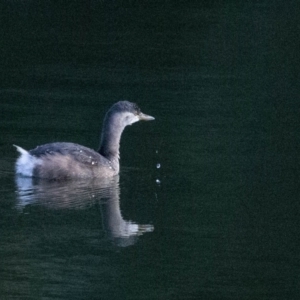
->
xmin=15 ymin=101 xmax=154 ymax=180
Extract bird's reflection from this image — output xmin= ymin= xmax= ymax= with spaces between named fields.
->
xmin=15 ymin=175 xmax=154 ymax=247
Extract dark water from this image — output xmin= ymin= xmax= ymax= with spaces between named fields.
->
xmin=1 ymin=1 xmax=299 ymax=299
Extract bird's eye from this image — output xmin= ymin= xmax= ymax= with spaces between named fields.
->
xmin=133 ymin=103 xmax=141 ymax=114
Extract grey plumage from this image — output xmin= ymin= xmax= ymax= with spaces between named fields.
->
xmin=15 ymin=101 xmax=154 ymax=180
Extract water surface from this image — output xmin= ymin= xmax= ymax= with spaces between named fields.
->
xmin=1 ymin=1 xmax=299 ymax=299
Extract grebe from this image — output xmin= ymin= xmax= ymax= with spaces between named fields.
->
xmin=15 ymin=101 xmax=154 ymax=180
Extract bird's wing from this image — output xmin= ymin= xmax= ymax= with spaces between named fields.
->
xmin=29 ymin=142 xmax=112 ymax=168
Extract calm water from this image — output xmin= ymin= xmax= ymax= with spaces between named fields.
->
xmin=1 ymin=1 xmax=299 ymax=299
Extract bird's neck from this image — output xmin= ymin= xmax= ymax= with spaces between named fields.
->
xmin=98 ymin=114 xmax=125 ymax=171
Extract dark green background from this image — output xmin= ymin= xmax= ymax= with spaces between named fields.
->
xmin=0 ymin=1 xmax=299 ymax=299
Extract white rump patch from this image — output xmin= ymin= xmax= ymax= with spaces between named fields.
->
xmin=14 ymin=145 xmax=41 ymax=177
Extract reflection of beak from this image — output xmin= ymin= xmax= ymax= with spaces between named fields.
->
xmin=138 ymin=112 xmax=155 ymax=121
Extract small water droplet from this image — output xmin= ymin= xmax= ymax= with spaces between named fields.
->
xmin=156 ymin=179 xmax=161 ymax=184
xmin=156 ymin=163 xmax=161 ymax=169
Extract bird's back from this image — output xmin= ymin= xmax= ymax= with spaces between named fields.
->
xmin=18 ymin=143 xmax=116 ymax=180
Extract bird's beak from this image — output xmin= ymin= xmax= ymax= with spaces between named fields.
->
xmin=138 ymin=112 xmax=155 ymax=121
